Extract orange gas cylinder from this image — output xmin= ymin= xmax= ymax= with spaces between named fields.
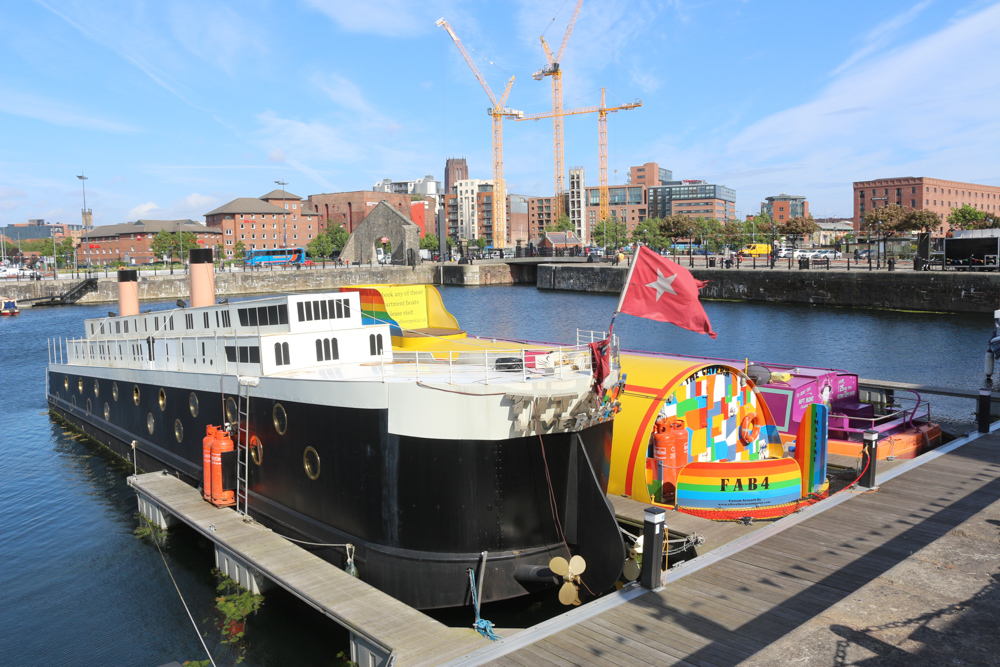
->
xmin=654 ymin=418 xmax=689 ymax=495
xmin=211 ymin=429 xmax=235 ymax=506
xmin=202 ymin=425 xmax=217 ymax=501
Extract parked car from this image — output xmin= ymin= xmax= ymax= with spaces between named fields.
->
xmin=792 ymin=249 xmax=812 ymax=259
xmin=775 ymin=247 xmax=793 ymax=258
xmin=812 ymin=249 xmax=843 ymax=260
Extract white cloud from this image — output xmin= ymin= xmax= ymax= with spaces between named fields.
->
xmin=652 ymin=2 xmax=1000 ymax=216
xmin=303 ymin=0 xmax=440 ymax=37
xmin=831 ymin=0 xmax=933 ymax=76
xmin=268 ymin=148 xmax=286 ymax=164
xmin=310 ymin=72 xmax=374 ymax=114
xmin=128 ymin=201 xmax=161 ymax=219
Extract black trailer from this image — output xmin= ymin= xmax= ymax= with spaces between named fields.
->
xmin=943 ymin=235 xmax=1000 ymax=270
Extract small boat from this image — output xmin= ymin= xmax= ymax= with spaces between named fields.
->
xmin=1 ymin=297 xmax=19 ymax=315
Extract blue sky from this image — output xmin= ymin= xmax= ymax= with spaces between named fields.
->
xmin=2 ymin=0 xmax=998 ymax=228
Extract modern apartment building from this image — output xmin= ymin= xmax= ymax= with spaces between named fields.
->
xmin=568 ymin=167 xmax=586 ymax=244
xmin=647 ymin=180 xmax=736 ymax=222
xmin=761 ymin=193 xmax=809 ymax=221
xmin=628 ymin=162 xmax=672 ymax=187
xmin=443 ymin=179 xmax=494 ymax=242
xmin=853 ymin=177 xmax=1000 ymax=233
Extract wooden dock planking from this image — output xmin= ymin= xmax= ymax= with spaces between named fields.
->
xmin=129 ymin=472 xmax=485 ymax=666
xmin=473 ymin=430 xmax=1000 ymax=666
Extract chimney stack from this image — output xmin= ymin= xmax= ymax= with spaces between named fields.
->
xmin=117 ymin=269 xmax=139 ymax=316
xmin=189 ymin=248 xmax=216 ymax=308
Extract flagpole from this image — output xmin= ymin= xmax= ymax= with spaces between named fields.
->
xmin=610 ymin=246 xmax=645 ymax=333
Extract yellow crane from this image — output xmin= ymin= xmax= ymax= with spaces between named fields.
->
xmin=517 ymin=88 xmax=641 ymax=236
xmin=533 ymin=0 xmax=583 ymax=222
xmin=436 ymin=18 xmax=522 ymax=249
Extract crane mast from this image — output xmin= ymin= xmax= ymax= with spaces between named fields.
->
xmin=517 ymin=88 xmax=641 ymax=238
xmin=533 ymin=0 xmax=583 ymax=224
xmin=437 ymin=18 xmax=522 ymax=249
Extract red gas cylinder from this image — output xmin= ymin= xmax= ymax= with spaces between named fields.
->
xmin=211 ymin=429 xmax=235 ymax=506
xmin=202 ymin=425 xmax=217 ymax=501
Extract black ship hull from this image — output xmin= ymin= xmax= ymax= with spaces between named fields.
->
xmin=48 ymin=369 xmax=625 ymax=609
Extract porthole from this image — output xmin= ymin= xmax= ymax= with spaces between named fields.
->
xmin=174 ymin=419 xmax=184 ymax=443
xmin=158 ymin=388 xmax=167 ymax=411
xmin=147 ymin=412 xmax=155 ymax=434
xmin=112 ymin=382 xmax=119 ymax=402
xmin=273 ymin=403 xmax=288 ymax=435
xmin=104 ymin=402 xmax=110 ymax=421
xmin=64 ymin=376 xmax=69 ymax=391
xmin=71 ymin=395 xmax=77 ymax=406
xmin=86 ymin=398 xmax=92 ymax=414
xmin=133 ymin=385 xmax=141 ymax=406
xmin=225 ymin=397 xmax=238 ymax=424
xmin=93 ymin=379 xmax=100 ymax=397
xmin=303 ymin=446 xmax=320 ymax=480
xmin=250 ymin=435 xmax=263 ymax=466
xmin=189 ymin=392 xmax=199 ymax=418
xmin=78 ymin=378 xmax=84 ymax=394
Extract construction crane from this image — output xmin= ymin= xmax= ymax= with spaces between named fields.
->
xmin=533 ymin=0 xmax=583 ymax=222
xmin=436 ymin=18 xmax=522 ymax=249
xmin=517 ymin=88 xmax=641 ymax=235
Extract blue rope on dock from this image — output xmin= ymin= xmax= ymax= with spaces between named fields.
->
xmin=468 ymin=569 xmax=502 ymax=641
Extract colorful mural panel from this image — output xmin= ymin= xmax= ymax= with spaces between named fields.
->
xmin=675 ymin=458 xmax=803 ymax=510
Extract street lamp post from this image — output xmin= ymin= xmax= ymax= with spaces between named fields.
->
xmin=77 ymin=173 xmax=90 ymax=273
xmin=275 ymin=180 xmax=288 ymax=250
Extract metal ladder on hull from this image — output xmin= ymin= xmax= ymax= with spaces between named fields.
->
xmin=235 ymin=376 xmax=259 ymax=518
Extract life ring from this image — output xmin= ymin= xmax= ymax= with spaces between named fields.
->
xmin=739 ymin=412 xmax=761 ymax=445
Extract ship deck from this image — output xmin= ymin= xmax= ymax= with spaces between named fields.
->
xmin=442 ymin=427 xmax=1000 ymax=666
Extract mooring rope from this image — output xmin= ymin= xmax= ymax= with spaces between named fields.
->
xmin=467 ymin=569 xmax=501 ymax=641
xmin=138 ymin=513 xmax=217 ymax=667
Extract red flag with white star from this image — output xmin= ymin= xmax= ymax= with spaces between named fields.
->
xmin=616 ymin=246 xmax=716 ymax=339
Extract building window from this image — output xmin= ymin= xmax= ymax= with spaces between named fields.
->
xmin=911 ymin=187 xmax=916 ymax=194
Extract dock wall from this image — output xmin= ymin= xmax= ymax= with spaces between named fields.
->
xmin=8 ymin=263 xmax=527 ymax=305
xmin=537 ymin=264 xmax=1000 ymax=314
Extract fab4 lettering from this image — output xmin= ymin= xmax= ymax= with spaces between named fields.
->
xmin=719 ymin=477 xmax=770 ymax=492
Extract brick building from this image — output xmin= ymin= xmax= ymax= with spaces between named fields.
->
xmin=204 ymin=191 xmax=319 ymax=259
xmin=76 ymin=219 xmax=220 ymax=266
xmin=529 ymin=196 xmax=557 ymax=240
xmin=444 ymin=158 xmax=468 ymax=196
xmin=507 ymin=194 xmax=531 ymax=246
xmin=761 ymin=193 xmax=809 ymax=221
xmin=853 ymin=177 xmax=1000 ymax=233
xmin=646 ymin=180 xmax=736 ymax=223
xmin=304 ymin=191 xmax=413 ymax=235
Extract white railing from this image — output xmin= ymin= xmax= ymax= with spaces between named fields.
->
xmin=391 ymin=345 xmax=594 ymax=385
xmin=50 ymin=335 xmax=596 ymax=386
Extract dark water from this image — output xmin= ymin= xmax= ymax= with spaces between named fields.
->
xmin=0 ymin=286 xmax=993 ymax=666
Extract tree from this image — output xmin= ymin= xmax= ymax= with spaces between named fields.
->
xmin=150 ymin=230 xmax=198 ymax=263
xmin=658 ymin=215 xmax=694 ymax=254
xmin=545 ymin=214 xmax=574 ymax=234
xmin=213 ymin=244 xmax=224 ymax=263
xmin=410 ymin=193 xmax=427 ymax=202
xmin=325 ymin=225 xmax=349 ymax=251
xmin=691 ymin=217 xmax=723 ymax=251
xmin=307 ymin=234 xmax=334 ymax=259
xmin=948 ymin=204 xmax=988 ymax=230
xmin=420 ymin=233 xmax=439 ymax=250
xmin=896 ymin=209 xmax=941 ymax=234
xmin=475 ymin=236 xmax=488 ymax=252
xmin=591 ymin=218 xmax=627 ymax=250
xmin=631 ymin=218 xmax=664 ymax=250
xmin=781 ymin=215 xmax=820 ymax=248
xmin=721 ymin=220 xmax=747 ymax=251
xmin=233 ymin=240 xmax=246 ymax=261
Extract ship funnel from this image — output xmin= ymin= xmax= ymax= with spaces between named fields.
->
xmin=117 ymin=269 xmax=139 ymax=316
xmin=189 ymin=248 xmax=216 ymax=308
